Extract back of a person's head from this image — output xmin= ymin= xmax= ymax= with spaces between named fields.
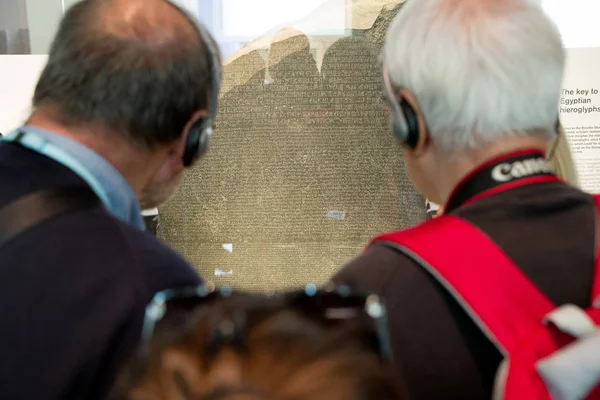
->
xmin=33 ymin=0 xmax=219 ymax=149
xmin=385 ymin=0 xmax=565 ymax=151
xmin=117 ymin=294 xmax=401 ymax=400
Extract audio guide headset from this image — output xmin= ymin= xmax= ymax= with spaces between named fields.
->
xmin=168 ymin=1 xmax=222 ymax=167
xmin=382 ymin=62 xmax=420 ymax=149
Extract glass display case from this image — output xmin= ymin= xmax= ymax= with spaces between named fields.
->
xmin=159 ymin=0 xmax=425 ymax=290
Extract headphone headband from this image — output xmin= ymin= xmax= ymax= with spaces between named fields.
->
xmin=196 ymin=23 xmax=221 ymax=137
xmin=167 ymin=1 xmax=221 ymax=167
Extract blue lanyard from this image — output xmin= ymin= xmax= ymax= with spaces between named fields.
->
xmin=1 ymin=130 xmax=112 ymax=211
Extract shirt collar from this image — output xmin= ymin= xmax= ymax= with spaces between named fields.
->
xmin=444 ymin=149 xmax=558 ymax=213
xmin=20 ymin=125 xmax=145 ymax=230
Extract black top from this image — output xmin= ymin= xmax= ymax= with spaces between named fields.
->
xmin=333 ymin=150 xmax=596 ymax=399
xmin=0 ymin=142 xmax=202 ymax=400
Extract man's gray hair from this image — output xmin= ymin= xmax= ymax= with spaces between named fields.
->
xmin=384 ymin=0 xmax=565 ymax=151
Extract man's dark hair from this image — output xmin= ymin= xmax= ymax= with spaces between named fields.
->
xmin=33 ymin=0 xmax=219 ymax=149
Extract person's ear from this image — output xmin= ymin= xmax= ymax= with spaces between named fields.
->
xmin=397 ymin=88 xmax=431 ymax=156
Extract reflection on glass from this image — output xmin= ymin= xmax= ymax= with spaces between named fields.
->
xmin=160 ymin=0 xmax=423 ymax=291
xmin=220 ymin=0 xmax=345 ymax=38
xmin=0 ymin=0 xmax=31 ymax=54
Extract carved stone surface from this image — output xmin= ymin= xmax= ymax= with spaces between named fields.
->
xmin=158 ymin=0 xmax=424 ymax=290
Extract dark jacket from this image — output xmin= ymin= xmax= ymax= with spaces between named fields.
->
xmin=0 ymin=142 xmax=202 ymax=400
xmin=333 ymin=154 xmax=596 ymax=399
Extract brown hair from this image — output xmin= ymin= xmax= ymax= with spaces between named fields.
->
xmin=116 ymin=294 xmax=403 ymax=400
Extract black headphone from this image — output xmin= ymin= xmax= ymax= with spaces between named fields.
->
xmin=168 ymin=1 xmax=222 ymax=167
xmin=382 ymin=64 xmax=420 ymax=149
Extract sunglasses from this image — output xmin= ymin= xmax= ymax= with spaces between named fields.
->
xmin=141 ymin=283 xmax=392 ymax=360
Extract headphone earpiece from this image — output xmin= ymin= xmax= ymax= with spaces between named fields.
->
xmin=182 ymin=118 xmax=211 ymax=167
xmin=382 ymin=64 xmax=421 ymax=149
xmin=398 ymin=99 xmax=420 ymax=149
xmin=388 ymin=96 xmax=420 ymax=149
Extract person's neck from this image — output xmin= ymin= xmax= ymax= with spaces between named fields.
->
xmin=435 ymin=136 xmax=548 ymax=205
xmin=26 ymin=112 xmax=159 ymax=196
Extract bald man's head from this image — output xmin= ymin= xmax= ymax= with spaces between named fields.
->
xmin=96 ymin=0 xmax=198 ymax=47
xmin=33 ymin=0 xmax=220 ymax=149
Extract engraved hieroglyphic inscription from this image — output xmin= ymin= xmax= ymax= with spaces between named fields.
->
xmin=158 ymin=3 xmax=424 ymax=290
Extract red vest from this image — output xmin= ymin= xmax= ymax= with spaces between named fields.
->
xmin=370 ymin=150 xmax=600 ymax=399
